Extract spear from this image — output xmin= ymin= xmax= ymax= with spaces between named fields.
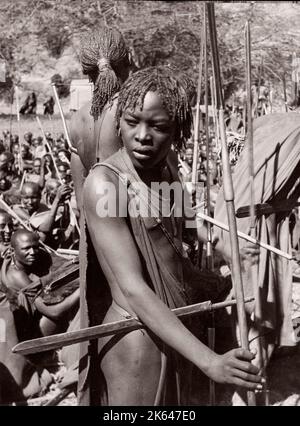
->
xmin=204 ymin=11 xmax=213 ymax=272
xmin=206 ymin=2 xmax=256 ymax=406
xmin=14 ymin=85 xmax=23 ymax=174
xmin=195 ymin=210 xmax=294 ymax=260
xmin=203 ymin=9 xmax=215 ymax=405
xmin=51 ymin=83 xmax=73 ymax=151
xmin=193 ymin=7 xmax=206 ymax=269
xmin=192 ymin=13 xmax=206 ymax=186
xmin=245 ymin=22 xmax=255 ymax=241
xmin=245 ymin=21 xmax=267 ymax=404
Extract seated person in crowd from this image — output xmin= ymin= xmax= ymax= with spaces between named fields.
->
xmin=57 ymin=161 xmax=72 ymax=185
xmin=20 ymin=144 xmax=34 ymax=171
xmin=2 ymin=175 xmax=22 ymax=206
xmin=13 ymin=182 xmax=72 ymax=245
xmin=25 ymin=158 xmax=45 ymax=188
xmin=30 ymin=136 xmax=46 ymax=159
xmin=0 ymin=229 xmax=79 ymax=403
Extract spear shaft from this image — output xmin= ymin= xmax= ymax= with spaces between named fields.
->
xmin=192 ymin=21 xmax=205 ymax=186
xmin=51 ymin=83 xmax=73 ymax=151
xmin=15 ymin=85 xmax=23 ymax=174
xmin=206 ymin=2 xmax=255 ymax=406
xmin=246 ymin=22 xmax=268 ymax=404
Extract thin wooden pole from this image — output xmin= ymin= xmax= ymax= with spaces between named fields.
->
xmin=51 ymin=83 xmax=73 ymax=151
xmin=206 ymin=2 xmax=255 ymax=406
xmin=195 ymin=210 xmax=293 ymax=260
xmin=246 ymin=22 xmax=268 ymax=404
xmin=204 ymin=13 xmax=213 ymax=271
xmin=203 ymin=10 xmax=215 ymax=405
xmin=192 ymin=12 xmax=206 ymax=186
xmin=15 ymin=85 xmax=23 ymax=174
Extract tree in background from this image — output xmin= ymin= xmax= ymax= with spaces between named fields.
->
xmin=1 ymin=1 xmax=300 ymax=107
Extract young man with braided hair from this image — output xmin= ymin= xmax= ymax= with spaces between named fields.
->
xmin=69 ymin=27 xmax=131 ymax=213
xmin=79 ymin=66 xmax=263 ymax=406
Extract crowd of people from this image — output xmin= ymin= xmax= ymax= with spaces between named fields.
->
xmin=0 ymin=25 xmax=299 ymax=407
xmin=0 ymin=128 xmax=81 ymax=404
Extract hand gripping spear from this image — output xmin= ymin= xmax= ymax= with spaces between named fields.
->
xmin=206 ymin=2 xmax=256 ymax=406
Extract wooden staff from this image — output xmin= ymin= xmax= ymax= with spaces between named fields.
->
xmin=206 ymin=2 xmax=255 ymax=405
xmin=57 ymin=248 xmax=79 ymax=256
xmin=36 ymin=116 xmax=80 ymax=236
xmin=245 ymin=21 xmax=267 ymax=404
xmin=195 ymin=210 xmax=293 ymax=260
xmin=13 ymin=297 xmax=254 ymax=355
xmin=204 ymin=15 xmax=213 ymax=271
xmin=192 ymin=17 xmax=206 ymax=186
xmin=19 ymin=170 xmax=27 ymax=192
xmin=14 ymin=85 xmax=23 ymax=174
xmin=245 ymin=22 xmax=255 ymax=238
xmin=203 ymin=9 xmax=215 ymax=405
xmin=255 ymin=53 xmax=264 ymax=118
xmin=51 ymin=83 xmax=73 ymax=151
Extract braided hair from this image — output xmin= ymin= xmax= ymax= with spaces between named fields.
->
xmin=116 ymin=66 xmax=195 ymax=150
xmin=80 ymin=27 xmax=130 ymax=120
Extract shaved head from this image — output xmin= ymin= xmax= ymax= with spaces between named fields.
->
xmin=21 ymin=182 xmax=41 ymax=215
xmin=11 ymin=229 xmax=40 ymax=267
xmin=21 ymin=182 xmax=41 ymax=197
xmin=11 ymin=229 xmax=39 ymax=249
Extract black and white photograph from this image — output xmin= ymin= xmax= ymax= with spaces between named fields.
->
xmin=0 ymin=0 xmax=300 ymax=408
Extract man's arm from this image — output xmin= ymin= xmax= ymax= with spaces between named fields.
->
xmin=37 ymin=184 xmax=72 ymax=235
xmin=70 ymin=153 xmax=86 ymax=215
xmin=34 ymin=288 xmax=79 ymax=321
xmin=83 ymin=168 xmax=263 ymax=390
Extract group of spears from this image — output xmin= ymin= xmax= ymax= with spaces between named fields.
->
xmin=0 ymin=2 xmax=300 ymax=406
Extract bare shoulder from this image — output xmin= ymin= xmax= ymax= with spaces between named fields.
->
xmin=6 ymin=267 xmax=30 ymax=290
xmin=69 ymin=101 xmax=93 ymax=149
xmin=83 ymin=165 xmax=121 ymax=209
